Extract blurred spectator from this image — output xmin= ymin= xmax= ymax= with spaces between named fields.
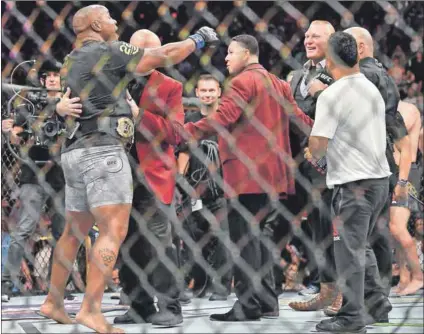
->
xmin=392 ymin=44 xmax=408 ymax=66
xmin=403 ymin=83 xmax=424 ymax=113
xmin=407 ymin=51 xmax=424 ymax=91
xmin=389 ymin=56 xmax=406 ymax=85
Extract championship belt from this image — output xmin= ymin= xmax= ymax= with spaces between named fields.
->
xmin=116 ymin=117 xmax=134 ymax=139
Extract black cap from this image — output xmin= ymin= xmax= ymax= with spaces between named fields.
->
xmin=39 ymin=60 xmax=62 ymax=78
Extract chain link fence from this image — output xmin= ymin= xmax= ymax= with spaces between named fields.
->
xmin=1 ymin=0 xmax=423 ymax=332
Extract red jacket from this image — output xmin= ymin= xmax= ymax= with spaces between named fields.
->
xmin=184 ymin=64 xmax=314 ymax=198
xmin=135 ymin=70 xmax=184 ymax=204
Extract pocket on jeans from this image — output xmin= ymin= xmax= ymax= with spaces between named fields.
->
xmin=332 ymin=186 xmax=342 ymax=216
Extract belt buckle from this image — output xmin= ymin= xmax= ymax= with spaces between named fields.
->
xmin=116 ymin=117 xmax=134 ymax=139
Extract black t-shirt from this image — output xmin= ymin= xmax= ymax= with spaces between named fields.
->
xmin=179 ymin=110 xmax=223 ymax=201
xmin=62 ymin=40 xmax=144 ymax=151
xmin=180 ymin=111 xmax=218 ymax=149
xmin=359 ymin=57 xmax=408 ymax=176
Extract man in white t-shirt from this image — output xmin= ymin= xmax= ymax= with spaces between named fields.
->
xmin=306 ymin=32 xmax=391 ymax=334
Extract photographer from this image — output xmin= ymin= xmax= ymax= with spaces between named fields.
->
xmin=1 ymin=60 xmax=81 ymax=299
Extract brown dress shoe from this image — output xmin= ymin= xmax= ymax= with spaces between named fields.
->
xmin=288 ymin=282 xmax=338 ymax=311
xmin=323 ymin=291 xmax=342 ymax=316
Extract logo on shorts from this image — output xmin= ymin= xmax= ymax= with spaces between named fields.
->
xmin=116 ymin=117 xmax=134 ymax=139
xmin=119 ymin=43 xmax=139 ymax=56
xmin=104 ymin=156 xmax=123 ymax=173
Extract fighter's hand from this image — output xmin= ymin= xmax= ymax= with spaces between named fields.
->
xmin=1 ymin=119 xmax=14 ymax=133
xmin=189 ymin=27 xmax=219 ymax=49
xmin=56 ymin=87 xmax=82 ymax=118
xmin=304 ymin=147 xmax=313 ymax=162
xmin=126 ymin=90 xmax=140 ymax=119
xmin=10 ymin=126 xmax=24 ymax=145
xmin=307 ymin=79 xmax=328 ymax=97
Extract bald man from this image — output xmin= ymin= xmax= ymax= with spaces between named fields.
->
xmin=130 ymin=29 xmax=161 ymax=49
xmin=40 ymin=5 xmax=218 ymax=333
xmin=114 ymin=29 xmax=186 ymax=326
xmin=288 ymin=20 xmax=340 ymax=313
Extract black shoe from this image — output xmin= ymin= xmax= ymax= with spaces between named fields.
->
xmin=151 ymin=311 xmax=183 ymax=327
xmin=260 ymin=301 xmax=280 ymax=319
xmin=376 ymin=314 xmax=389 ymax=323
xmin=320 ymin=317 xmax=338 ymax=325
xmin=209 ymin=293 xmax=228 ymax=301
xmin=210 ymin=302 xmax=261 ymax=322
xmin=1 ymin=281 xmax=13 ymax=301
xmin=114 ymin=308 xmax=155 ymax=324
xmin=367 ymin=297 xmax=392 ymax=325
xmin=316 ymin=317 xmax=366 ymax=333
xmin=261 ymin=308 xmax=279 ymax=319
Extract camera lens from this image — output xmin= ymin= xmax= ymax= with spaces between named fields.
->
xmin=43 ymin=121 xmax=59 ymax=137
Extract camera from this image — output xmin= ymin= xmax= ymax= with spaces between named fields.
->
xmin=3 ymin=59 xmax=65 ymax=165
xmin=27 ymin=91 xmax=49 ymax=110
xmin=12 ymin=98 xmax=65 ymax=145
xmin=43 ymin=119 xmax=63 ymax=138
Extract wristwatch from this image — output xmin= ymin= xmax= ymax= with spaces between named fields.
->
xmin=397 ymin=179 xmax=408 ymax=187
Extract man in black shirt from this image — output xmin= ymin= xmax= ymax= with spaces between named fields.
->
xmin=40 ymin=5 xmax=218 ymax=333
xmin=177 ymin=75 xmax=232 ymax=301
xmin=288 ymin=21 xmax=339 ymax=312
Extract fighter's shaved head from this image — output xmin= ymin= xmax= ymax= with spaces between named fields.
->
xmin=72 ymin=5 xmax=118 ymax=45
xmin=130 ymin=29 xmax=162 ymax=49
xmin=72 ymin=5 xmax=106 ymax=34
xmin=309 ymin=20 xmax=335 ymax=35
xmin=344 ymin=27 xmax=374 ymax=58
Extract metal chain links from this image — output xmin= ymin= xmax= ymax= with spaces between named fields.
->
xmin=1 ymin=1 xmax=423 ymax=332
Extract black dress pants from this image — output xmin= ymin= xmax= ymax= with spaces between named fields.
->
xmin=312 ymin=187 xmax=336 ymax=284
xmin=183 ymin=197 xmax=233 ymax=295
xmin=119 ymin=186 xmax=181 ymax=315
xmin=332 ymin=177 xmax=389 ymax=326
xmin=228 ymin=194 xmax=278 ymax=314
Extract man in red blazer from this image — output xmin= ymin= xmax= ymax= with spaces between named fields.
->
xmin=115 ymin=30 xmax=185 ymax=327
xmin=183 ymin=34 xmax=314 ymax=321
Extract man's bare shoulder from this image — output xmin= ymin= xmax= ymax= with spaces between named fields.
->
xmin=398 ymin=100 xmax=420 ymax=125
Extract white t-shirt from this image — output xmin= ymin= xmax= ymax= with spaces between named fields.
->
xmin=310 ymin=72 xmax=391 ymax=188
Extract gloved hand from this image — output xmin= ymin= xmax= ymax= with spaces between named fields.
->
xmin=189 ymin=27 xmax=219 ymax=50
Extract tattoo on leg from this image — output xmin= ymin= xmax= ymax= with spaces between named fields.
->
xmin=98 ymin=248 xmax=116 ymax=267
